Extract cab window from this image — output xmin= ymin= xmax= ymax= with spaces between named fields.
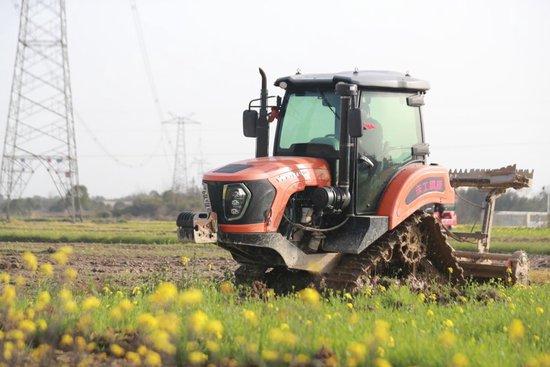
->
xmin=356 ymin=91 xmax=423 ymax=213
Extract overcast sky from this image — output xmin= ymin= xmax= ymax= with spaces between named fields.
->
xmin=0 ymin=0 xmax=549 ymax=198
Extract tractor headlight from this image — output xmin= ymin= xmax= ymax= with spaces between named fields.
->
xmin=222 ymin=183 xmax=251 ymax=221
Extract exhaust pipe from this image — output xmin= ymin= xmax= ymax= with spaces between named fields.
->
xmin=255 ymin=68 xmax=269 ymax=158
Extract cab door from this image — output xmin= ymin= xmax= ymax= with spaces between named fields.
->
xmin=355 ymin=90 xmax=424 ymax=214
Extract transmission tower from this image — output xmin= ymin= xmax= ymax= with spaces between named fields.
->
xmin=0 ymin=0 xmax=82 ymax=221
xmin=162 ymin=116 xmax=200 ymax=193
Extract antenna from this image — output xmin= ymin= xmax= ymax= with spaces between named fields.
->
xmin=0 ymin=0 xmax=82 ymax=221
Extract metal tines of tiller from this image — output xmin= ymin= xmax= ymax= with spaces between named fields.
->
xmin=449 ymin=165 xmax=534 ymax=190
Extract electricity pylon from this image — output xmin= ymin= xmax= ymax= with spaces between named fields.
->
xmin=162 ymin=115 xmax=200 ymax=193
xmin=0 ymin=0 xmax=82 ymax=221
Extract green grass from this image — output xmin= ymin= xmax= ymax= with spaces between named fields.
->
xmin=450 ymin=225 xmax=550 ymax=255
xmin=0 ymin=220 xmax=549 ymax=254
xmin=0 ymin=219 xmax=178 ymax=244
xmin=3 ymin=279 xmax=549 ymax=366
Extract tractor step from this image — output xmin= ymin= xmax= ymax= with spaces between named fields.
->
xmin=455 ymin=250 xmax=529 ymax=284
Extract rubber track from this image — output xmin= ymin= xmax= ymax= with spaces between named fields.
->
xmin=323 ymin=212 xmax=465 ymax=292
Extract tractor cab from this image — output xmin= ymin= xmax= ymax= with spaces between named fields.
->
xmin=244 ymin=70 xmax=431 ymax=216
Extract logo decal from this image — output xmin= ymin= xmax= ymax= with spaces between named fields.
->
xmin=405 ymin=177 xmax=445 ymax=204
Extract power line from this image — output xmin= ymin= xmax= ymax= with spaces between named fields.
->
xmin=75 ymin=112 xmax=165 ymax=168
xmin=129 ymin=0 xmax=164 ymax=123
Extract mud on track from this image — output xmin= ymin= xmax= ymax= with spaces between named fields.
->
xmin=0 ymin=242 xmax=238 ymax=290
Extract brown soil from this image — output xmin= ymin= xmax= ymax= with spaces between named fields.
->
xmin=0 ymin=242 xmax=238 ymax=290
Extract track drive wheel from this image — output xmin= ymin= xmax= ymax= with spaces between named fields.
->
xmin=394 ymin=220 xmax=427 ymax=270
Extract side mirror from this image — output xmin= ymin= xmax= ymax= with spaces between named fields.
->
xmin=412 ymin=142 xmax=430 ymax=158
xmin=407 ymin=94 xmax=425 ymax=107
xmin=242 ymin=110 xmax=258 ymax=137
xmin=348 ymin=108 xmax=363 ymax=138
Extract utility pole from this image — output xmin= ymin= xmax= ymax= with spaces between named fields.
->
xmin=544 ymin=186 xmax=550 ymax=228
xmin=162 ymin=116 xmax=200 ymax=193
xmin=0 ymin=0 xmax=82 ymax=221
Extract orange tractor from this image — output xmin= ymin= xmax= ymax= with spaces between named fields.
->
xmin=177 ymin=69 xmax=531 ymax=291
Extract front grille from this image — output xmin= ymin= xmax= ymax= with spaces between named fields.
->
xmin=205 ymin=179 xmax=276 ymax=225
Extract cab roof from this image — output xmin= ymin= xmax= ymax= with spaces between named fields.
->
xmin=274 ymin=70 xmax=430 ymax=91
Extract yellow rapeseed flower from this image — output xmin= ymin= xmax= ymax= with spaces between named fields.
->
xmin=150 ymin=330 xmax=176 ymax=355
xmin=132 ymin=286 xmax=142 ymax=296
xmin=7 ymin=329 xmax=24 ymax=341
xmin=125 ymin=351 xmax=141 ymax=365
xmin=110 ymin=343 xmax=125 ymax=357
xmin=1 ymin=284 xmax=16 ymax=306
xmin=205 ymin=319 xmax=224 ymax=339
xmin=374 ymin=320 xmax=390 ymax=344
xmin=535 ymin=307 xmax=544 ymax=316
xmin=3 ymin=341 xmax=14 ymax=360
xmin=36 ymin=318 xmax=47 ymax=331
xmin=188 ymin=351 xmax=208 ymax=365
xmin=75 ymin=336 xmax=86 ymax=350
xmin=18 ymin=319 xmax=36 ymax=334
xmin=261 ymin=349 xmax=278 ymax=362
xmin=188 ymin=310 xmax=208 ymax=333
xmin=149 ymin=282 xmax=178 ymax=306
xmin=137 ymin=313 xmax=158 ymax=330
xmin=374 ymin=358 xmax=392 ymax=367
xmin=59 ymin=288 xmax=73 ymax=301
xmin=426 ymin=309 xmax=434 ymax=317
xmin=268 ymin=327 xmax=297 ymax=347
xmin=14 ymin=275 xmax=26 ymax=287
xmin=450 ymin=353 xmax=469 ymax=367
xmin=64 ymin=267 xmax=78 ymax=281
xmin=58 ymin=245 xmax=74 ymax=255
xmin=63 ymin=299 xmax=78 ymax=313
xmin=180 ymin=256 xmax=190 ymax=266
xmin=86 ymin=342 xmax=96 ymax=352
xmin=156 ymin=312 xmax=180 ymax=335
xmin=137 ymin=345 xmax=148 ymax=357
xmin=508 ymin=319 xmax=525 ymax=341
xmin=119 ymin=298 xmax=134 ymax=312
xmin=39 ymin=263 xmax=54 ymax=277
xmin=298 ymin=287 xmax=320 ymax=305
xmin=242 ymin=309 xmax=258 ymax=326
xmin=178 ymin=288 xmax=203 ymax=306
xmin=439 ymin=330 xmax=456 ymax=348
xmin=31 ymin=344 xmax=50 ymax=362
xmin=77 ymin=314 xmax=92 ymax=332
xmin=82 ymin=296 xmax=101 ymax=311
xmin=0 ymin=272 xmax=10 ymax=284
xmin=60 ymin=334 xmax=73 ymax=347
xmin=206 ymin=340 xmax=220 ymax=353
xmin=347 ymin=341 xmax=367 ymax=362
xmin=22 ymin=251 xmax=38 ymax=271
xmin=220 ymin=281 xmax=234 ymax=295
xmin=295 ymin=354 xmax=310 ymax=365
xmin=443 ymin=319 xmax=454 ymax=328
xmin=145 ymin=350 xmax=162 ymax=367
xmin=110 ymin=307 xmax=123 ymax=321
xmin=35 ymin=290 xmax=51 ymax=310
xmin=51 ymin=251 xmax=68 ymax=265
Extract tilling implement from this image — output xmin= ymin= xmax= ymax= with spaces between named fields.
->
xmin=177 ymin=69 xmax=532 ymax=291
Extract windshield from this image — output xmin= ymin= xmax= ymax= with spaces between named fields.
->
xmin=276 ymin=90 xmax=341 ymax=152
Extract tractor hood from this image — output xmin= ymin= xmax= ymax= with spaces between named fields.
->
xmin=203 ymin=156 xmax=331 ymax=183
